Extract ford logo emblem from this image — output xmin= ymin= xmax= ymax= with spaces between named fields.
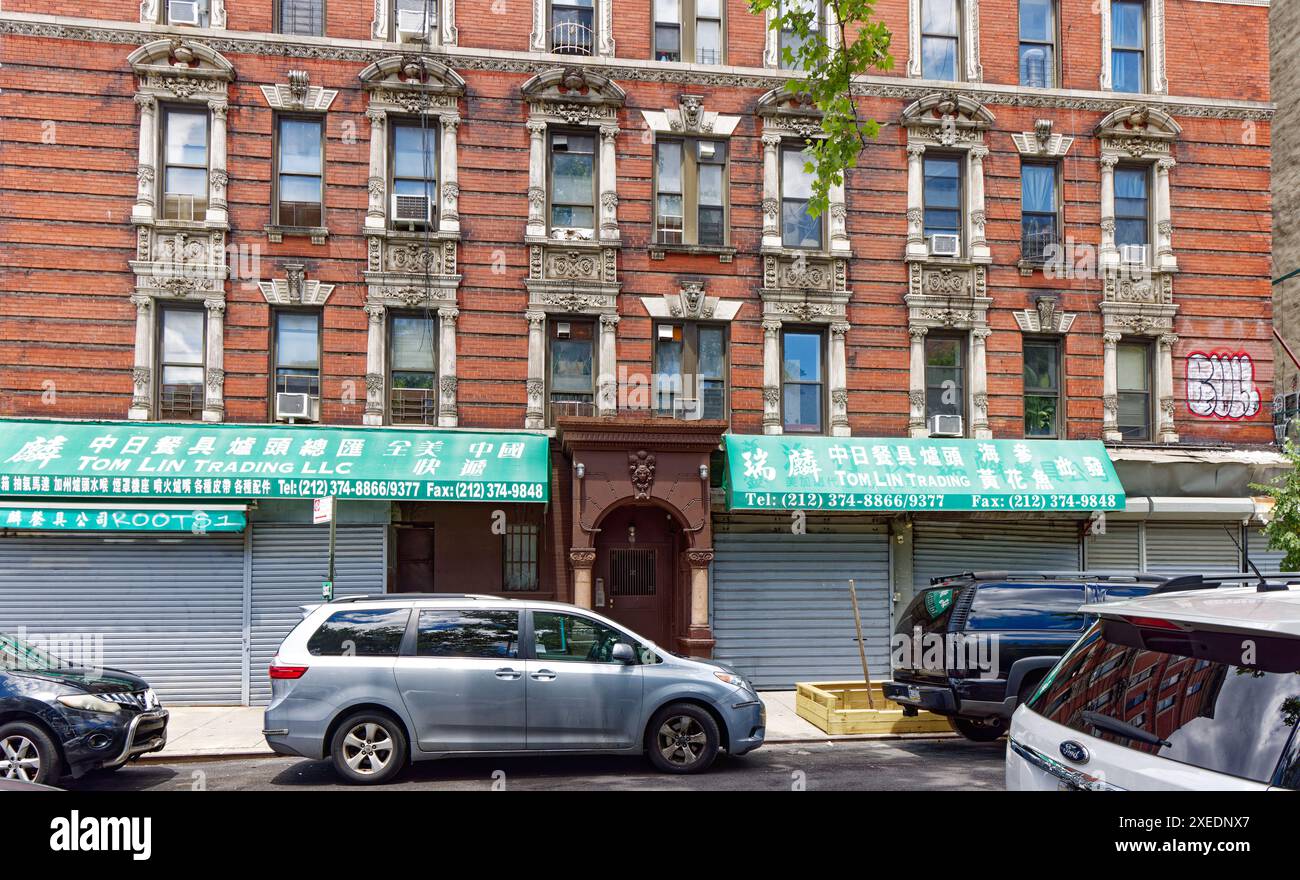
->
xmin=1059 ymin=740 xmax=1090 ymax=764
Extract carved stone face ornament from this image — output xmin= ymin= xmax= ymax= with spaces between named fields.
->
xmin=628 ymin=450 xmax=656 ymax=500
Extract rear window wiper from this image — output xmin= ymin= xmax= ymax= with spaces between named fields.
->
xmin=1081 ymin=710 xmax=1171 ymax=748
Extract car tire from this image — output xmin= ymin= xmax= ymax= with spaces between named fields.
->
xmin=949 ymin=716 xmax=1005 ymax=742
xmin=645 ymin=703 xmax=720 ymax=774
xmin=329 ymin=713 xmax=407 ymax=785
xmin=0 ymin=720 xmax=62 ymax=785
xmin=1017 ymin=675 xmax=1045 ymax=710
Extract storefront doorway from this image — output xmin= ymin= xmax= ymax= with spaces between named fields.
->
xmin=593 ymin=504 xmax=678 ymax=647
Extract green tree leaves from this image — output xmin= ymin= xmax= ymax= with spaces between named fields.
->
xmin=749 ymin=0 xmax=893 ymax=216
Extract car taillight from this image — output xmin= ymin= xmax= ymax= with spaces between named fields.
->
xmin=269 ymin=664 xmax=309 ymax=680
xmin=1124 ymin=615 xmax=1182 ymax=631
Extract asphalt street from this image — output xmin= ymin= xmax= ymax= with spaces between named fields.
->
xmin=65 ymin=737 xmax=1006 ymax=791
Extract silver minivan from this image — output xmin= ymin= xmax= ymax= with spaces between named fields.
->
xmin=263 ymin=594 xmax=766 ymax=783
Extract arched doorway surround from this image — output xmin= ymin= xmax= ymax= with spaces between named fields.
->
xmin=557 ymin=417 xmax=725 ymax=657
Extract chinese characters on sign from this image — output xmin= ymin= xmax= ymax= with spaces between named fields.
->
xmin=724 ymin=436 xmax=1125 ymax=512
xmin=0 ymin=506 xmax=246 ymax=533
xmin=0 ymin=421 xmax=550 ymax=503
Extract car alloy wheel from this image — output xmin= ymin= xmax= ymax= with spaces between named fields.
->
xmin=341 ymin=722 xmax=394 ymax=776
xmin=657 ymin=715 xmax=708 ymax=767
xmin=1 ymin=735 xmax=41 ymax=782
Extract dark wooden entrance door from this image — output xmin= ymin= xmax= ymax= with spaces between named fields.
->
xmin=594 ymin=507 xmax=676 ymax=646
xmin=394 ymin=526 xmax=435 ymax=592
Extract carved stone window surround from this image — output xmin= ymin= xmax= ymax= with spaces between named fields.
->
xmin=762 ymin=2 xmax=841 ymax=69
xmin=904 ymin=261 xmax=992 ymax=439
xmin=756 ymin=285 xmax=850 ymax=437
xmin=901 ymin=92 xmax=994 ymax=264
xmin=756 ymin=88 xmax=850 ymax=257
xmin=1096 ymin=105 xmax=1180 ymax=274
xmin=1098 ymin=0 xmax=1167 ymax=95
xmin=355 ymin=59 xmax=465 ymax=427
xmin=530 ymin=0 xmax=614 ymax=56
xmin=906 ymin=0 xmax=982 ymax=83
xmin=522 ymin=68 xmax=625 ymax=244
xmin=128 ymin=39 xmax=234 ymax=423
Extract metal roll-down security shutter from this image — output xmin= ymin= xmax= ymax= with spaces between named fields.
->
xmin=0 ymin=533 xmax=245 ymax=705
xmin=711 ymin=526 xmax=891 ymax=690
xmin=1084 ymin=522 xmax=1142 ymax=571
xmin=248 ymin=523 xmax=386 ymax=705
xmin=1143 ymin=523 xmax=1243 ymax=576
xmin=912 ymin=521 xmax=1082 ymax=589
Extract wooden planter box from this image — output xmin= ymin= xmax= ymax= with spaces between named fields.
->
xmin=795 ymin=681 xmax=953 ymax=736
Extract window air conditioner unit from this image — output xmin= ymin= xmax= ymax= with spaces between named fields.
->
xmin=928 ymin=233 xmax=960 ymax=257
xmin=396 ymin=9 xmax=432 ymax=39
xmin=930 ymin=414 xmax=964 ymax=437
xmin=276 ymin=392 xmax=319 ymax=422
xmin=167 ymin=0 xmax=202 ymax=25
xmin=391 ymin=193 xmax=432 ymax=225
xmin=1120 ymin=243 xmax=1148 ymax=265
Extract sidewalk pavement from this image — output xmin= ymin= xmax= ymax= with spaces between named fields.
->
xmin=146 ymin=691 xmax=950 ymax=761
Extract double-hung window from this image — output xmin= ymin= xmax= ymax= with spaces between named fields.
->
xmin=276 ymin=116 xmax=324 ymax=228
xmin=654 ymin=0 xmax=724 ymax=64
xmin=1019 ymin=0 xmax=1056 ymax=87
xmin=921 ymin=0 xmax=961 ymax=81
xmin=273 ymin=311 xmax=321 ymax=399
xmin=390 ymin=120 xmax=437 ymax=227
xmin=158 ymin=306 xmax=205 ymax=420
xmin=1114 ymin=165 xmax=1150 ymax=255
xmin=277 ymin=0 xmax=324 ymax=35
xmin=655 ymin=139 xmax=727 ymax=246
xmin=1117 ymin=340 xmax=1152 ymax=441
xmin=1023 ymin=338 xmax=1061 ymax=438
xmin=551 ymin=0 xmax=595 ymax=55
xmin=778 ymin=0 xmax=821 ymax=70
xmin=781 ymin=145 xmax=821 ymax=249
xmin=781 ymin=329 xmax=824 ymax=433
xmin=923 ymin=154 xmax=962 ymax=247
xmin=653 ymin=323 xmax=727 ymax=420
xmin=549 ymin=319 xmax=596 ymax=421
xmin=161 ymin=107 xmax=209 ymax=222
xmin=1021 ymin=162 xmax=1059 ymax=263
xmin=389 ymin=313 xmax=437 ymax=425
xmin=1111 ymin=0 xmax=1147 ymax=93
xmin=549 ymin=132 xmax=596 ymax=230
xmin=925 ymin=335 xmax=966 ymax=430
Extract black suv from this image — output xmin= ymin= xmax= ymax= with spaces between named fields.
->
xmin=0 ymin=632 xmax=168 ymax=784
xmin=882 ymin=572 xmax=1164 ymax=741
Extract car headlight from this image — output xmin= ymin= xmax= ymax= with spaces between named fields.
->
xmin=714 ymin=671 xmax=749 ymax=689
xmin=56 ymin=694 xmax=122 ymax=714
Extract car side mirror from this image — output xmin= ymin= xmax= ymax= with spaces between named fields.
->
xmin=611 ymin=642 xmax=636 ymax=664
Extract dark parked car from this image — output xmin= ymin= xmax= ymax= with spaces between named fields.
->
xmin=882 ymin=572 xmax=1163 ymax=741
xmin=0 ymin=633 xmax=168 ymax=784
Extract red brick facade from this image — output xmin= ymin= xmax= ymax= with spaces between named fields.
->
xmin=0 ymin=0 xmax=1275 ymax=444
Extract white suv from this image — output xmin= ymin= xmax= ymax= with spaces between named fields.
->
xmin=1006 ymin=575 xmax=1300 ymax=791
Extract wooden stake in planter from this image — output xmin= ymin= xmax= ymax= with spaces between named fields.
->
xmin=847 ymin=578 xmax=875 ymax=709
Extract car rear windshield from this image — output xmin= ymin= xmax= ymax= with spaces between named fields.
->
xmin=1025 ymin=619 xmax=1300 ymax=786
xmin=307 ymin=608 xmax=411 ymax=657
xmin=966 ymin=583 xmax=1086 ymax=631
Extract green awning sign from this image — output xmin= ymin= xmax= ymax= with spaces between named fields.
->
xmin=0 ymin=419 xmax=550 ymax=503
xmin=0 ymin=505 xmax=246 ymax=533
xmin=723 ymin=435 xmax=1124 ymax=512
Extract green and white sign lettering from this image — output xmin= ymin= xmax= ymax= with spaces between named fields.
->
xmin=724 ymin=435 xmax=1125 ymax=512
xmin=0 ymin=505 xmax=246 ymax=533
xmin=0 ymin=419 xmax=550 ymax=503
